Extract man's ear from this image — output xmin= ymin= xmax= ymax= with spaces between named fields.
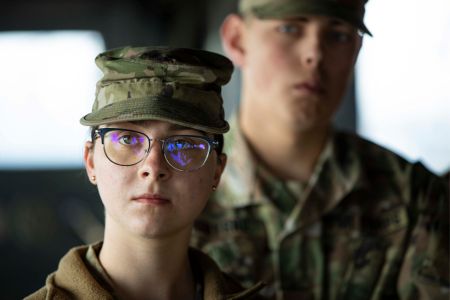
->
xmin=220 ymin=14 xmax=246 ymax=67
xmin=84 ymin=141 xmax=96 ymax=185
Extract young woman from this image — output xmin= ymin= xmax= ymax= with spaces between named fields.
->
xmin=25 ymin=46 xmax=264 ymax=300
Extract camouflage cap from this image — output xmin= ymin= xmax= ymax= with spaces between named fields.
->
xmin=80 ymin=46 xmax=233 ymax=134
xmin=239 ymin=0 xmax=372 ymax=36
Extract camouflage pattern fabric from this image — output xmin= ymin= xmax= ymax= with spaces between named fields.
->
xmin=239 ymin=0 xmax=372 ymax=36
xmin=192 ymin=117 xmax=450 ymax=300
xmin=80 ymin=46 xmax=233 ymax=134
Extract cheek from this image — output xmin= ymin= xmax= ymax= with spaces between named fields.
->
xmin=326 ymin=46 xmax=359 ymax=78
xmin=96 ymin=170 xmax=120 ymax=207
xmin=324 ymin=51 xmax=357 ymax=95
xmin=174 ymin=169 xmax=215 ymax=211
xmin=93 ymin=149 xmax=131 ymax=206
xmin=183 ymin=174 xmax=213 ymax=199
xmin=246 ymin=41 xmax=291 ymax=92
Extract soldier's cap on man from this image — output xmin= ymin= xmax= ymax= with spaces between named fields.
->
xmin=239 ymin=0 xmax=372 ymax=36
xmin=80 ymin=46 xmax=233 ymax=134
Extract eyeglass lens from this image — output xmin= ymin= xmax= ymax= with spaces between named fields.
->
xmin=102 ymin=129 xmax=211 ymax=171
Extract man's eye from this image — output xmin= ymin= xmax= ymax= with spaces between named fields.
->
xmin=277 ymin=23 xmax=299 ymax=35
xmin=327 ymin=31 xmax=352 ymax=43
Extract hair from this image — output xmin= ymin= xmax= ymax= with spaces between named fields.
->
xmin=90 ymin=126 xmax=99 ymax=142
xmin=214 ymin=134 xmax=224 ymax=155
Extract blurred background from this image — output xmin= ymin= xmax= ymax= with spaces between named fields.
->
xmin=0 ymin=0 xmax=449 ymax=298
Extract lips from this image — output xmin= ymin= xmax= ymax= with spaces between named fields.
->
xmin=132 ymin=193 xmax=170 ymax=205
xmin=294 ymin=80 xmax=325 ymax=94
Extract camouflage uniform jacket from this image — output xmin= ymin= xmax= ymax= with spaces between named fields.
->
xmin=192 ymin=119 xmax=449 ymax=300
xmin=25 ymin=242 xmax=265 ymax=300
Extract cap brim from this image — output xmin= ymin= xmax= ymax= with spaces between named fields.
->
xmin=80 ymin=97 xmax=229 ymax=134
xmin=251 ymin=3 xmax=372 ymax=36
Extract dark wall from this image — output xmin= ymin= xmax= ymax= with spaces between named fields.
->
xmin=0 ymin=169 xmax=102 ymax=297
xmin=0 ymin=0 xmax=208 ymax=49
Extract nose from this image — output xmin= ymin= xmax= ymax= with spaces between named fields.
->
xmin=138 ymin=140 xmax=170 ymax=181
xmin=300 ymin=30 xmax=323 ymax=69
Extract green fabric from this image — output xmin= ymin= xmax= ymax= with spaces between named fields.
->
xmin=24 ymin=242 xmax=265 ymax=300
xmin=192 ymin=117 xmax=449 ymax=299
xmin=239 ymin=0 xmax=372 ymax=36
xmin=80 ymin=46 xmax=233 ymax=134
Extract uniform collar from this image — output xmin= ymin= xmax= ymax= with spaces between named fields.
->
xmin=189 ymin=247 xmax=265 ymax=299
xmin=217 ymin=117 xmax=365 ymax=224
xmin=48 ymin=242 xmax=264 ymax=300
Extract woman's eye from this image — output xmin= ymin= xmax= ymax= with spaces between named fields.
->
xmin=119 ymin=135 xmax=137 ymax=145
xmin=277 ymin=23 xmax=299 ymax=35
xmin=166 ymin=137 xmax=206 ymax=152
xmin=174 ymin=140 xmax=193 ymax=150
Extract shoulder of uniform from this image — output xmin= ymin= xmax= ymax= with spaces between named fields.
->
xmin=334 ymin=131 xmax=409 ymax=164
xmin=333 ymin=130 xmax=427 ymax=177
xmin=24 ymin=272 xmax=71 ymax=300
xmin=23 ymin=287 xmax=48 ymax=300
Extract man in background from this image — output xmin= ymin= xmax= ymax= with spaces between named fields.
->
xmin=192 ymin=0 xmax=450 ymax=299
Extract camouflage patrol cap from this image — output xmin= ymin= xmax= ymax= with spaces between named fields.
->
xmin=80 ymin=46 xmax=233 ymax=134
xmin=239 ymin=0 xmax=372 ymax=36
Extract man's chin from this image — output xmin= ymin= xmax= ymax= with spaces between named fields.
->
xmin=282 ymin=112 xmax=331 ymax=133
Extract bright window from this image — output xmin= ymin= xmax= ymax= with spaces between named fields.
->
xmin=0 ymin=31 xmax=105 ymax=169
xmin=356 ymin=0 xmax=450 ymax=175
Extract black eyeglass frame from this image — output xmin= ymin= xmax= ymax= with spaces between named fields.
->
xmin=93 ymin=127 xmax=219 ymax=171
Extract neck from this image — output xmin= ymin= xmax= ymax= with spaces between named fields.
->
xmin=239 ymin=99 xmax=330 ymax=182
xmin=100 ymin=219 xmax=195 ymax=300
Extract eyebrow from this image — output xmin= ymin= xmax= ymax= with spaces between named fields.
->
xmin=329 ymin=19 xmax=351 ymax=27
xmin=283 ymin=16 xmax=351 ymax=28
xmin=283 ymin=16 xmax=309 ymax=23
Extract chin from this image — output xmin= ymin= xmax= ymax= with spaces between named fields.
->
xmin=281 ymin=110 xmax=316 ymax=129
xmin=137 ymin=221 xmax=192 ymax=240
xmin=289 ymin=115 xmax=331 ymax=133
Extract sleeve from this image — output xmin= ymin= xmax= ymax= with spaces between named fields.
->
xmin=397 ymin=163 xmax=450 ymax=300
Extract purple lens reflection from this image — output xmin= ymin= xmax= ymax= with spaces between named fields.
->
xmin=110 ymin=132 xmax=120 ymax=143
xmin=165 ymin=138 xmax=209 ymax=170
xmin=169 ymin=151 xmax=193 ymax=167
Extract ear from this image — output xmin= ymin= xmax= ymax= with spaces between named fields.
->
xmin=220 ymin=14 xmax=246 ymax=67
xmin=84 ymin=141 xmax=96 ymax=184
xmin=213 ymin=153 xmax=227 ymax=187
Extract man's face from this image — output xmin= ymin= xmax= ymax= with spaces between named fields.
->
xmin=237 ymin=14 xmax=362 ymax=131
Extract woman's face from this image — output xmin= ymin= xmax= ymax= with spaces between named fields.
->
xmin=84 ymin=120 xmax=226 ymax=240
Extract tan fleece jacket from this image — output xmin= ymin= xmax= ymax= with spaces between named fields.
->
xmin=25 ymin=243 xmax=264 ymax=300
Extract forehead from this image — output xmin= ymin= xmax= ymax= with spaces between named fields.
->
xmin=104 ymin=120 xmax=205 ymax=135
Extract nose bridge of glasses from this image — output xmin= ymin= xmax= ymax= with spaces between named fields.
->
xmin=146 ymin=137 xmax=166 ymax=153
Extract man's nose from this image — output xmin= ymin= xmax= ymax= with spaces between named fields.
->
xmin=299 ymin=32 xmax=323 ymax=69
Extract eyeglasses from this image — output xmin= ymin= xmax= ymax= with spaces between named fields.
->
xmin=94 ymin=128 xmax=219 ymax=172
